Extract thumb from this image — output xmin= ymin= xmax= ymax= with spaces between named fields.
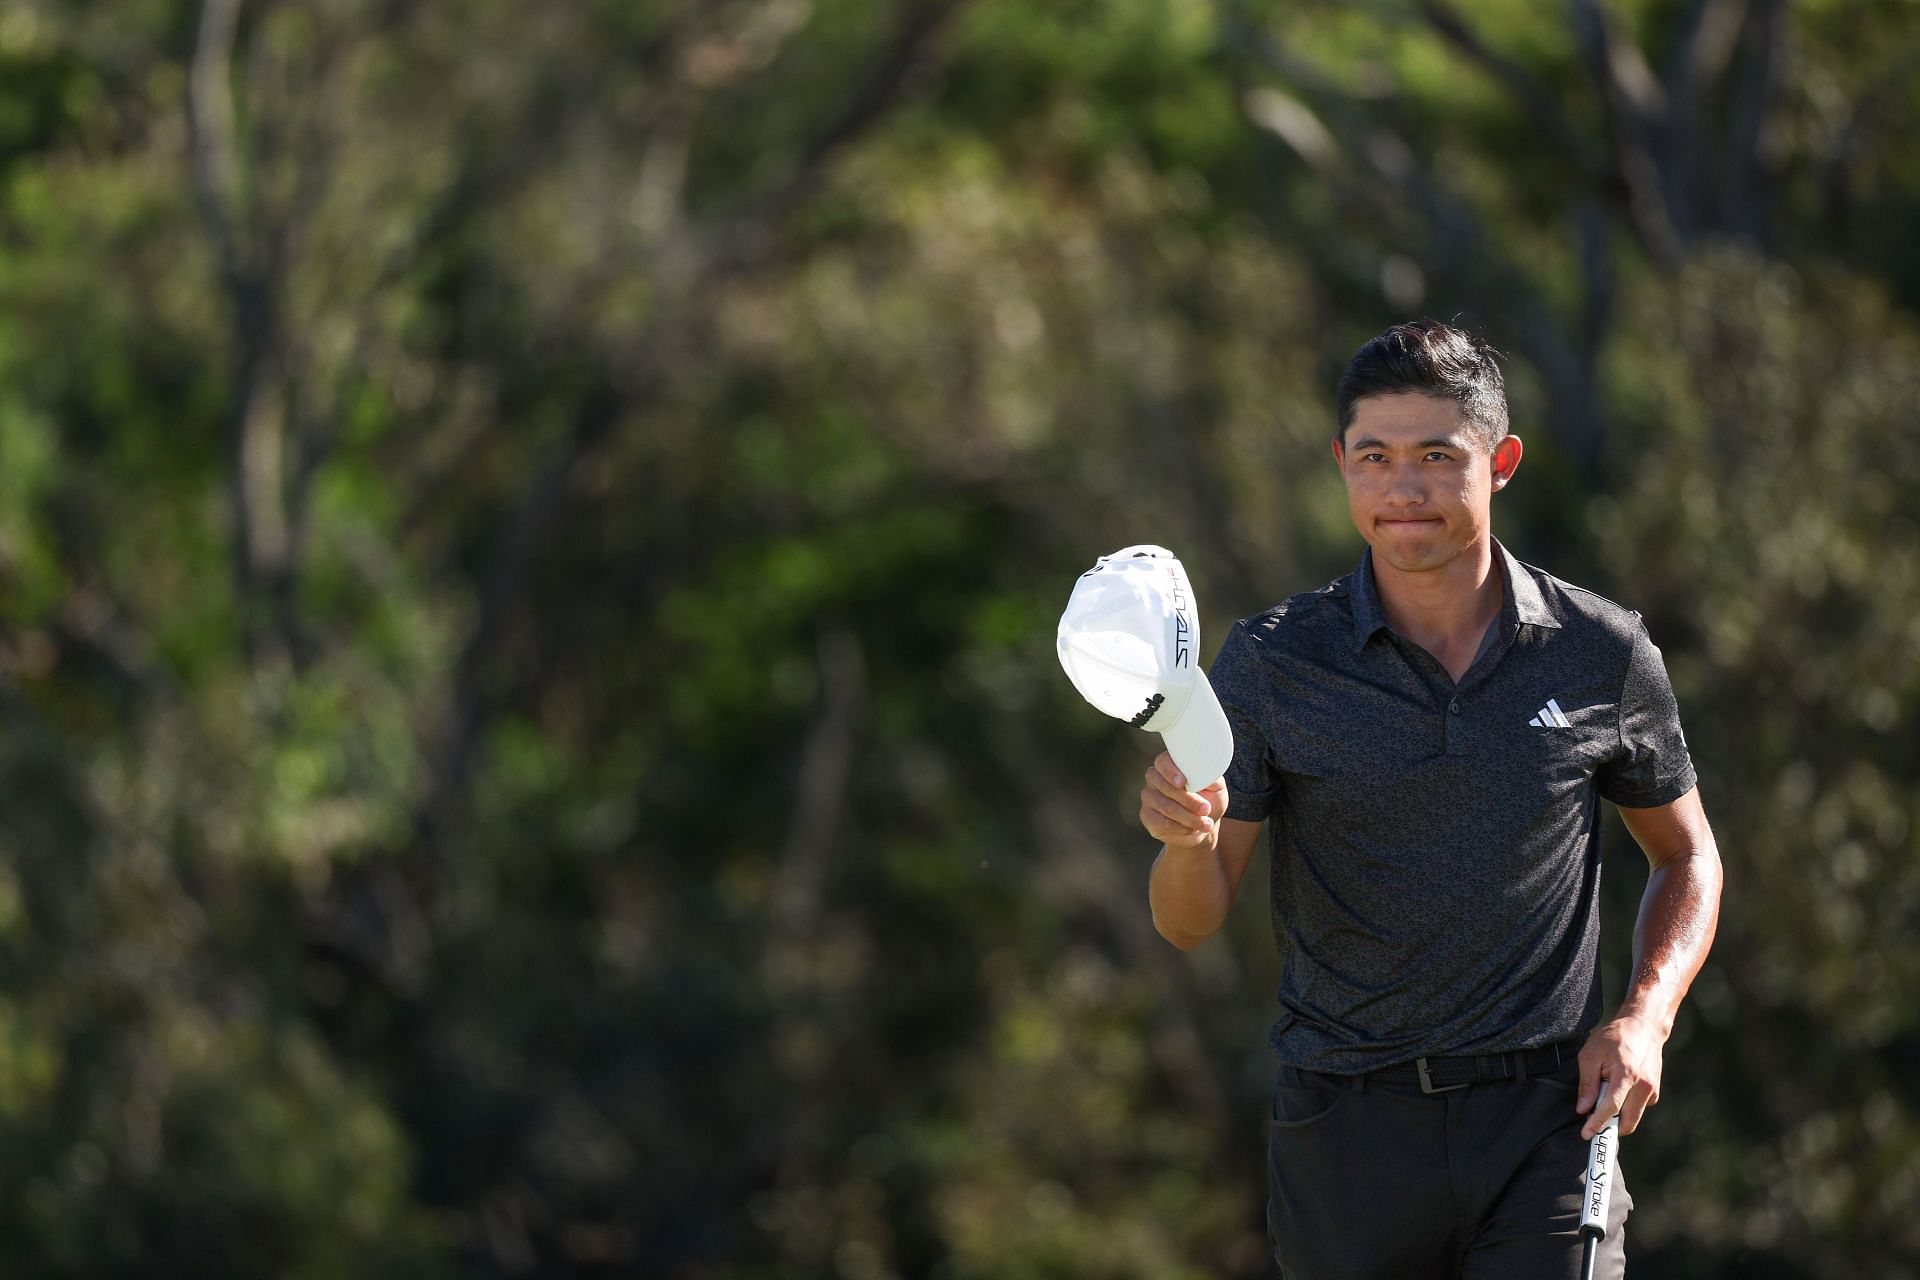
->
xmin=1200 ymin=777 xmax=1228 ymax=813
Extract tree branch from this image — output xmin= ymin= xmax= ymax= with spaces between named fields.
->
xmin=1720 ymin=0 xmax=1785 ymax=246
xmin=708 ymin=0 xmax=972 ymax=272
xmin=1567 ymin=0 xmax=1687 ymax=266
xmin=770 ymin=624 xmax=868 ymax=940
xmin=412 ymin=0 xmax=977 ymax=877
xmin=189 ymin=0 xmax=296 ymax=670
xmin=1818 ymin=40 xmax=1920 ymax=237
xmin=1411 ymin=0 xmax=1606 ymax=179
xmin=1654 ymin=0 xmax=1746 ymax=242
xmin=1233 ymin=16 xmax=1615 ymax=470
xmin=187 ymin=0 xmax=247 ymax=289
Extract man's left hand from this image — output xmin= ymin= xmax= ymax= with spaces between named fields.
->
xmin=1576 ymin=1014 xmax=1666 ymax=1139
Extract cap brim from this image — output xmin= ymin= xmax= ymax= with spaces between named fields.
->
xmin=1159 ymin=671 xmax=1233 ymax=789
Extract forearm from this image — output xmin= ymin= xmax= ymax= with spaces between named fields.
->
xmin=1617 ymin=840 xmax=1723 ymax=1036
xmin=1149 ymin=839 xmax=1230 ymax=948
xmin=1579 ymin=792 xmax=1723 ymax=1136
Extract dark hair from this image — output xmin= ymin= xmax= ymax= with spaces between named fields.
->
xmin=1335 ymin=319 xmax=1508 ymax=447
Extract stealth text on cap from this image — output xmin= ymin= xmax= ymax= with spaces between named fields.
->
xmin=1168 ymin=570 xmax=1192 ymax=669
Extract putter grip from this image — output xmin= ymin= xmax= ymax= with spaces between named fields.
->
xmin=1580 ymin=1109 xmax=1621 ymax=1239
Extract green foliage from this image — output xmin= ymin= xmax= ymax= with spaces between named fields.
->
xmin=0 ymin=0 xmax=1914 ymax=1276
xmin=1593 ymin=250 xmax=1920 ymax=1268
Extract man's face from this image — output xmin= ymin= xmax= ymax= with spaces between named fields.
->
xmin=1331 ymin=393 xmax=1521 ymax=575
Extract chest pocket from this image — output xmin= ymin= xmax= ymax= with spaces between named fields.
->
xmin=1521 ymin=694 xmax=1613 ymax=788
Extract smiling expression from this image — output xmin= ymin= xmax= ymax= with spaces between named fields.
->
xmin=1332 ymin=393 xmax=1522 ymax=574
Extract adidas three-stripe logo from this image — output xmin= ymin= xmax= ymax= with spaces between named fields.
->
xmin=1529 ymin=699 xmax=1572 ymax=729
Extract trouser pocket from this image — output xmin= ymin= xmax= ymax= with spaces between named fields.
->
xmin=1266 ymin=1067 xmax=1363 ymax=1277
xmin=1269 ymin=1065 xmax=1352 ymax=1129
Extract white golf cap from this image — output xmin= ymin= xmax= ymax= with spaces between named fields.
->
xmin=1056 ymin=544 xmax=1234 ymax=787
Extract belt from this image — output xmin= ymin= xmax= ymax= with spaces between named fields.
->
xmin=1367 ymin=1039 xmax=1582 ymax=1094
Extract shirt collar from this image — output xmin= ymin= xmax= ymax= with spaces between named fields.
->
xmin=1349 ymin=536 xmax=1559 ymax=652
xmin=1349 ymin=548 xmax=1390 ymax=651
xmin=1498 ymin=538 xmax=1560 ymax=631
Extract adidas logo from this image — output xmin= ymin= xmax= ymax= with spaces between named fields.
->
xmin=1529 ymin=699 xmax=1572 ymax=729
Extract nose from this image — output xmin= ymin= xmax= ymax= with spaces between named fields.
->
xmin=1383 ymin=463 xmax=1425 ymax=508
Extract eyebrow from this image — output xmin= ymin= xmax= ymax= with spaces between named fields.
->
xmin=1349 ymin=436 xmax=1466 ymax=451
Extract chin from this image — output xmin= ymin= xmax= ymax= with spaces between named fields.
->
xmin=1371 ymin=534 xmax=1454 ymax=572
xmin=1376 ymin=548 xmax=1442 ymax=573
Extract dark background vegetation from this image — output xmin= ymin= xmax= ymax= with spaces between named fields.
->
xmin=0 ymin=0 xmax=1914 ymax=1275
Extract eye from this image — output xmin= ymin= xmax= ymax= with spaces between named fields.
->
xmin=1425 ymin=451 xmax=1453 ymax=462
xmin=1363 ymin=452 xmax=1387 ymax=463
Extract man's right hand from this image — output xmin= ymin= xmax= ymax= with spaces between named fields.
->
xmin=1139 ymin=751 xmax=1229 ymax=849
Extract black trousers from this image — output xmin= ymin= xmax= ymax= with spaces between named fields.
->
xmin=1265 ymin=1057 xmax=1630 ymax=1279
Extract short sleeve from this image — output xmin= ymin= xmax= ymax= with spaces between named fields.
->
xmin=1597 ymin=621 xmax=1698 ymax=808
xmin=1208 ymin=622 xmax=1280 ymax=822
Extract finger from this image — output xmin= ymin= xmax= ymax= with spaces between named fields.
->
xmin=1142 ymin=766 xmax=1211 ymax=815
xmin=1580 ymin=1079 xmax=1624 ymax=1141
xmin=1141 ymin=788 xmax=1209 ymax=830
xmin=1575 ymin=1053 xmax=1602 ymax=1116
xmin=1141 ymin=790 xmax=1212 ymax=833
xmin=1152 ymin=752 xmax=1187 ymax=791
xmin=1140 ymin=804 xmax=1204 ymax=845
xmin=1201 ymin=780 xmax=1229 ymax=817
xmin=1619 ymin=1081 xmax=1656 ymax=1136
xmin=1152 ymin=822 xmax=1212 ymax=849
xmin=1141 ymin=806 xmax=1214 ymax=849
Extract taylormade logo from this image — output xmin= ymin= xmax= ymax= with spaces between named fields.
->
xmin=1130 ymin=693 xmax=1165 ymax=727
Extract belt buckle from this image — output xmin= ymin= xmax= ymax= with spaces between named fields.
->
xmin=1416 ymin=1057 xmax=1468 ymax=1095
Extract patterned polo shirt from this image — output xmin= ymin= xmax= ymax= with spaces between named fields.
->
xmin=1209 ymin=538 xmax=1697 ymax=1074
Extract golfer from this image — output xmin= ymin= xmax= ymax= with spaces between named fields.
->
xmin=1139 ymin=320 xmax=1723 ymax=1278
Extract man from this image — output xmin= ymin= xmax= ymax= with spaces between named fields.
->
xmin=1138 ymin=320 xmax=1722 ymax=1278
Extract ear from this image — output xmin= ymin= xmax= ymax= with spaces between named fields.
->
xmin=1331 ymin=435 xmax=1345 ymax=471
xmin=1490 ymin=435 xmax=1523 ymax=490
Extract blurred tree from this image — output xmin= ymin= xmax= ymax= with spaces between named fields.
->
xmin=0 ymin=0 xmax=1913 ymax=1276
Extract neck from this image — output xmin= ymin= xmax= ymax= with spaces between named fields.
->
xmin=1371 ymin=536 xmax=1503 ymax=646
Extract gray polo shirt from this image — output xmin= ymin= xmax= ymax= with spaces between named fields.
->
xmin=1209 ymin=539 xmax=1696 ymax=1074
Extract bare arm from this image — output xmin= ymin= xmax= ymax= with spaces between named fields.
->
xmin=1576 ymin=784 xmax=1724 ymax=1137
xmin=1615 ymin=786 xmax=1723 ymax=1035
xmin=1139 ymin=751 xmax=1263 ymax=949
